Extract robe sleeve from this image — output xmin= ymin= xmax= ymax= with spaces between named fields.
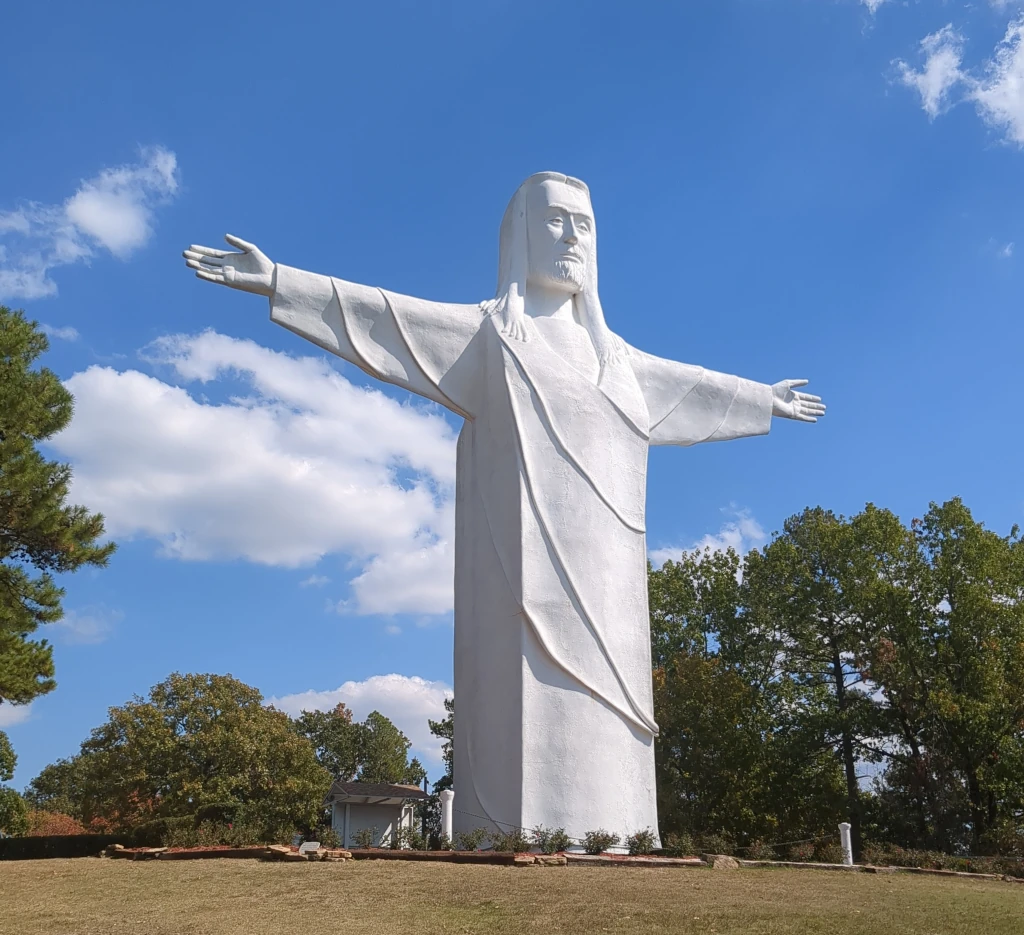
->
xmin=628 ymin=346 xmax=773 ymax=447
xmin=268 ymin=263 xmax=482 ymax=419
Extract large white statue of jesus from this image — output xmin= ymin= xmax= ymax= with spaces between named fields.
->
xmin=184 ymin=172 xmax=825 ymax=844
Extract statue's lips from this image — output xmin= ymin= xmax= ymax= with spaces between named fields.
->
xmin=558 ymin=254 xmax=583 ymax=263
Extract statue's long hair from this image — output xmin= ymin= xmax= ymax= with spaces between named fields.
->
xmin=481 ymin=172 xmax=622 ymax=371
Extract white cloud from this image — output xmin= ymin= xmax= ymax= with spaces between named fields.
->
xmin=345 ymin=537 xmax=453 ymax=616
xmin=969 ymin=17 xmax=1024 ymax=145
xmin=896 ymin=25 xmax=965 ymax=119
xmin=51 ymin=606 xmax=123 ymax=645
xmin=300 ymin=575 xmax=330 ymax=588
xmin=897 ymin=16 xmax=1024 ymax=146
xmin=52 ymin=330 xmax=458 ymax=616
xmin=270 ymin=674 xmax=452 ymax=766
xmin=861 ymin=0 xmax=888 ymax=14
xmin=0 ymin=146 xmax=178 ymax=300
xmin=40 ymin=323 xmax=80 ymax=341
xmin=1000 ymin=241 xmax=1015 ymax=257
xmin=648 ymin=508 xmax=766 ymax=568
xmin=0 ymin=703 xmax=32 ymax=728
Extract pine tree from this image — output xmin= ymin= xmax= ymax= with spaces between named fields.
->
xmin=0 ymin=306 xmax=115 ymax=709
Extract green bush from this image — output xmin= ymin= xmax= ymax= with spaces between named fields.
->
xmin=490 ymin=827 xmax=531 ymax=853
xmin=405 ymin=829 xmax=426 ymax=851
xmin=814 ymin=842 xmax=845 ymax=865
xmin=662 ymin=831 xmax=694 ymax=858
xmin=315 ymin=827 xmax=341 ymax=849
xmin=626 ymin=828 xmax=657 ymax=855
xmin=787 ymin=841 xmax=816 ymax=862
xmin=582 ymin=829 xmax=620 ymax=855
xmin=531 ymin=825 xmax=571 ymax=854
xmin=453 ymin=827 xmax=488 ymax=851
xmin=352 ymin=826 xmax=377 ymax=849
xmin=192 ymin=802 xmax=239 ymax=826
xmin=859 ymin=842 xmax=1024 ymax=878
xmin=744 ymin=839 xmax=777 ymax=861
xmin=130 ymin=816 xmax=192 ymax=848
xmin=695 ymin=832 xmax=734 ymax=856
xmin=430 ymin=832 xmax=452 ymax=851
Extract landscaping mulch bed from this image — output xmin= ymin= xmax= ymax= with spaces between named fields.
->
xmin=347 ymin=848 xmax=560 ymax=866
xmin=107 ymin=845 xmax=271 ymax=861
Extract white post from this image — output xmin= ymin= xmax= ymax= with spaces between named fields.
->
xmin=839 ymin=822 xmax=853 ymax=866
xmin=440 ymin=789 xmax=454 ymax=842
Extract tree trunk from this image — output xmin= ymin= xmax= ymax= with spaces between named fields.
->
xmin=832 ymin=650 xmax=862 ymax=861
xmin=966 ymin=769 xmax=987 ymax=854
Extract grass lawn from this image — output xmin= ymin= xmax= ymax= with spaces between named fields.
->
xmin=1 ymin=858 xmax=1022 ymax=935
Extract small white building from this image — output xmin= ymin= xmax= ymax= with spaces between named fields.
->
xmin=325 ymin=781 xmax=428 ymax=848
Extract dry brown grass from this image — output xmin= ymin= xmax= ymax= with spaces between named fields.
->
xmin=1 ymin=858 xmax=1022 ymax=935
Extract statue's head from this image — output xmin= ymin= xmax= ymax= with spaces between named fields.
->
xmin=490 ymin=172 xmax=619 ymax=365
xmin=497 ymin=172 xmax=594 ymax=297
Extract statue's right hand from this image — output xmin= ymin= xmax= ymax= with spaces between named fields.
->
xmin=183 ymin=234 xmax=274 ymax=296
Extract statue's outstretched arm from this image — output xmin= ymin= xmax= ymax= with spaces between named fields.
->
xmin=628 ymin=347 xmax=825 ymax=446
xmin=184 ymin=235 xmax=481 ymax=418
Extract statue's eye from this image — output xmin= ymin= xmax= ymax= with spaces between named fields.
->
xmin=547 ymin=217 xmax=563 ymax=228
xmin=578 ymin=221 xmax=591 ymax=233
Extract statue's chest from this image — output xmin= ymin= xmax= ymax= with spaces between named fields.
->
xmin=529 ymin=318 xmax=599 ymax=384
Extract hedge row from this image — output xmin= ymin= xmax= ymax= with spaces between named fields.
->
xmin=0 ymin=834 xmax=134 ymax=861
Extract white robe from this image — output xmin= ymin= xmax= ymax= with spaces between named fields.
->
xmin=269 ymin=264 xmax=773 ymax=842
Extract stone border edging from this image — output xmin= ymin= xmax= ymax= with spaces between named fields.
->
xmin=98 ymin=844 xmax=1023 ymax=882
xmin=564 ymin=854 xmax=703 ymax=868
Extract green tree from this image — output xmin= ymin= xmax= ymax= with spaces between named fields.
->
xmin=22 ymin=756 xmax=85 ymax=820
xmin=650 ymin=548 xmax=845 ymax=847
xmin=741 ymin=508 xmax=887 ymax=860
xmin=0 ymin=730 xmax=14 ymax=781
xmin=27 ymin=673 xmax=331 ymax=836
xmin=427 ymin=697 xmax=454 ymax=792
xmin=0 ymin=730 xmax=28 ymax=835
xmin=862 ymin=499 xmax=1024 ymax=852
xmin=422 ymin=697 xmax=454 ymax=842
xmin=0 ymin=307 xmax=115 ymax=716
xmin=357 ymin=710 xmax=425 ymax=785
xmin=292 ymin=703 xmax=361 ymax=780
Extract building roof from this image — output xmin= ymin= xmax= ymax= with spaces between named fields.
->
xmin=324 ymin=780 xmax=429 ymax=803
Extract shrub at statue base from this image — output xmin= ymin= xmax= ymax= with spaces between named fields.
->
xmin=582 ymin=830 xmax=621 ymax=855
xmin=531 ymin=825 xmax=572 ymax=854
xmin=626 ymin=828 xmax=657 ymax=855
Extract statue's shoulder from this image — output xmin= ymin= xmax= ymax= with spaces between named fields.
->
xmin=376 ymin=287 xmax=489 ymax=338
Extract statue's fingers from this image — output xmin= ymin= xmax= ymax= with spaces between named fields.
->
xmin=183 ymin=251 xmax=224 ymax=267
xmin=195 ymin=269 xmax=226 ymax=284
xmin=224 ymin=233 xmax=258 ymax=252
xmin=794 ymin=392 xmax=822 ymax=403
xmin=185 ymin=258 xmax=225 ymax=273
xmin=786 ymin=379 xmax=809 ymax=389
xmin=183 ymin=255 xmax=225 ymax=270
xmin=189 ymin=244 xmax=233 ymax=258
xmin=797 ymin=413 xmax=818 ymax=423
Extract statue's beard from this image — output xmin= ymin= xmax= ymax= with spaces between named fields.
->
xmin=552 ymin=257 xmax=585 ymax=292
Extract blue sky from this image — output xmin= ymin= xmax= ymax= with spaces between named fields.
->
xmin=2 ymin=0 xmax=1023 ymax=787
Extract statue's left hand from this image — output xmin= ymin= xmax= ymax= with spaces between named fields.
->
xmin=771 ymin=379 xmax=826 ymax=423
xmin=182 ymin=234 xmax=275 ymax=296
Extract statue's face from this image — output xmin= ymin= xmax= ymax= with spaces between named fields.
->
xmin=525 ymin=180 xmax=594 ymax=294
